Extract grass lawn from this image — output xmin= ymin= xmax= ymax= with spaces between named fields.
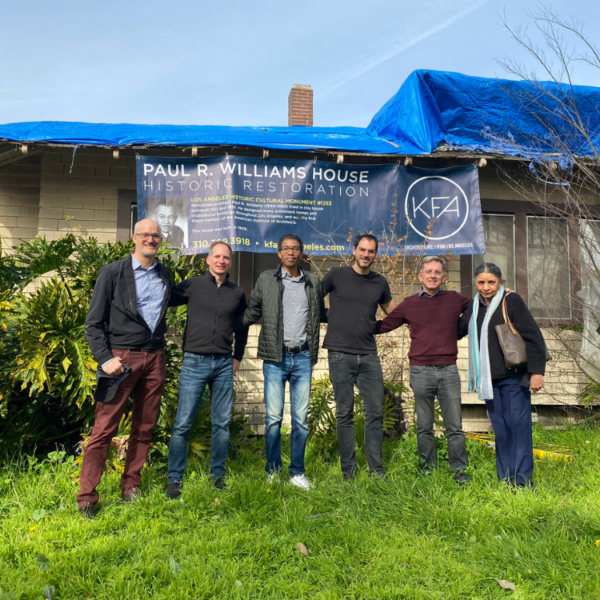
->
xmin=1 ymin=426 xmax=600 ymax=599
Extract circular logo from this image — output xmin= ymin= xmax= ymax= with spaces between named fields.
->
xmin=404 ymin=176 xmax=469 ymax=240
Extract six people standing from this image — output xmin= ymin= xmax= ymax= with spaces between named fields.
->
xmin=81 ymin=223 xmax=547 ymax=513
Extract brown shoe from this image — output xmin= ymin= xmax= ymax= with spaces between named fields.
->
xmin=122 ymin=489 xmax=140 ymax=503
xmin=78 ymin=504 xmax=95 ymax=519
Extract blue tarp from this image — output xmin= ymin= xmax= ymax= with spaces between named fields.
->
xmin=368 ymin=69 xmax=600 ymax=158
xmin=0 ymin=122 xmax=412 ymax=155
xmin=1 ymin=70 xmax=599 ymax=158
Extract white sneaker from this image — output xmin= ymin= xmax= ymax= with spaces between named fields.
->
xmin=267 ymin=472 xmax=276 ymax=484
xmin=290 ymin=474 xmax=312 ymax=490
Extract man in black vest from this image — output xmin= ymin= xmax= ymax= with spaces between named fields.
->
xmin=243 ymin=234 xmax=326 ymax=489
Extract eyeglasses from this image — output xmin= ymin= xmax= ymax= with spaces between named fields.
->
xmin=280 ymin=246 xmax=302 ymax=254
xmin=135 ymin=233 xmax=163 ymax=241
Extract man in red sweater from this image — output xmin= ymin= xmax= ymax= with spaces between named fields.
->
xmin=376 ymin=256 xmax=470 ymax=484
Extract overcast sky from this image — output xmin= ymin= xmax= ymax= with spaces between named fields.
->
xmin=2 ymin=0 xmax=599 ymax=128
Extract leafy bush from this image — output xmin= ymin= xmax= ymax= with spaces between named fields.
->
xmin=307 ymin=376 xmax=338 ymax=460
xmin=0 ymin=232 xmax=211 ymax=456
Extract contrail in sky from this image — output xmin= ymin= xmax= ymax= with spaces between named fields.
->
xmin=320 ymin=0 xmax=492 ymax=97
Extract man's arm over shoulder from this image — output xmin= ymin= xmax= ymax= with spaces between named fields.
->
xmin=169 ymin=277 xmax=192 ymax=307
xmin=457 ymin=291 xmax=472 ymax=312
xmin=457 ymin=300 xmax=473 ymax=339
xmin=378 ymin=277 xmax=396 ymax=315
xmin=320 ymin=268 xmax=335 ymax=296
xmin=376 ymin=299 xmax=407 ymax=335
xmin=85 ymin=264 xmax=116 ymax=366
xmin=233 ymin=291 xmax=249 ymax=361
xmin=242 ymin=272 xmax=264 ymax=327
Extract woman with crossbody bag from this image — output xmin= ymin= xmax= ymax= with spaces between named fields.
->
xmin=458 ymin=263 xmax=547 ymax=489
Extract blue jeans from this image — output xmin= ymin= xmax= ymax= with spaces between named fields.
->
xmin=263 ymin=350 xmax=312 ymax=475
xmin=168 ymin=353 xmax=234 ymax=481
xmin=487 ymin=375 xmax=534 ymax=486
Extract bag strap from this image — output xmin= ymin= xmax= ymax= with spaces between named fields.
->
xmin=502 ymin=292 xmax=518 ymax=335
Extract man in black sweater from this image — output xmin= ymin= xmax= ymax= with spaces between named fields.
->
xmin=166 ymin=241 xmax=248 ymax=498
xmin=322 ymin=233 xmax=397 ymax=480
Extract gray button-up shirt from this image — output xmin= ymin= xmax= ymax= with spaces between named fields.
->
xmin=281 ymin=267 xmax=308 ymax=346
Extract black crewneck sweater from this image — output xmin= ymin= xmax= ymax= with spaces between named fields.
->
xmin=171 ymin=272 xmax=248 ymax=361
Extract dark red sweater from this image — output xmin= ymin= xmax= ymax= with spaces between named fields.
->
xmin=376 ymin=290 xmax=470 ymax=365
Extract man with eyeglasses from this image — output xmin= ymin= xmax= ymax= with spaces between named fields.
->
xmin=376 ymin=255 xmax=471 ymax=485
xmin=79 ymin=219 xmax=179 ymax=517
xmin=243 ymin=234 xmax=327 ymax=489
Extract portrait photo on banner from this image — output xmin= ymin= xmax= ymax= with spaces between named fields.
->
xmin=147 ymin=197 xmax=188 ymax=250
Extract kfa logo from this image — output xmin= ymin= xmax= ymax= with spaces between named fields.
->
xmin=404 ymin=176 xmax=469 ymax=240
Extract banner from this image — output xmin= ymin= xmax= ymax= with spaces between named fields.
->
xmin=136 ymin=156 xmax=485 ymax=256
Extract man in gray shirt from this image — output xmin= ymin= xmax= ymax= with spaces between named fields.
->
xmin=243 ymin=234 xmax=326 ymax=489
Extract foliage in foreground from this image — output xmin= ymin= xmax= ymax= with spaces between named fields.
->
xmin=0 ymin=233 xmax=205 ymax=455
xmin=1 ymin=426 xmax=600 ymax=599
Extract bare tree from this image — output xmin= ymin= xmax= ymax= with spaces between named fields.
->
xmin=493 ymin=7 xmax=600 ymax=399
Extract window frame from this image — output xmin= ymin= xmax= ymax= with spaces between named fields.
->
xmin=526 ymin=215 xmax=573 ymax=320
xmin=460 ymin=198 xmax=583 ymax=325
xmin=471 ymin=212 xmax=516 ymax=295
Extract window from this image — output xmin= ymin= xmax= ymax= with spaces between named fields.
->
xmin=462 ymin=198 xmax=582 ymax=322
xmin=527 ymin=216 xmax=571 ymax=319
xmin=473 ymin=214 xmax=515 ymax=293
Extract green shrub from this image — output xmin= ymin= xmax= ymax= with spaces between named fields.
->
xmin=0 ymin=232 xmax=210 ymax=456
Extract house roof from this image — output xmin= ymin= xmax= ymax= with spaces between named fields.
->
xmin=368 ymin=70 xmax=600 ymax=159
xmin=0 ymin=122 xmax=411 ymax=155
xmin=1 ymin=70 xmax=598 ymax=159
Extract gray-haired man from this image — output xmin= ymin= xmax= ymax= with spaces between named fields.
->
xmin=376 ymin=256 xmax=471 ymax=484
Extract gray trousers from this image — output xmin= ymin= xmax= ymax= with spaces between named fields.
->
xmin=409 ymin=365 xmax=467 ymax=474
xmin=328 ymin=352 xmax=385 ymax=476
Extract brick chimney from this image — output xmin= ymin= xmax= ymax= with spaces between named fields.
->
xmin=288 ymin=84 xmax=313 ymax=126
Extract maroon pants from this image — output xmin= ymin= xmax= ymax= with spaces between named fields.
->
xmin=77 ymin=348 xmax=166 ymax=506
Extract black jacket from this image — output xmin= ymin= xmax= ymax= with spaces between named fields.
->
xmin=85 ymin=255 xmax=178 ymax=366
xmin=171 ymin=272 xmax=248 ymax=361
xmin=458 ymin=291 xmax=547 ymax=379
xmin=243 ymin=265 xmax=327 ymax=365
